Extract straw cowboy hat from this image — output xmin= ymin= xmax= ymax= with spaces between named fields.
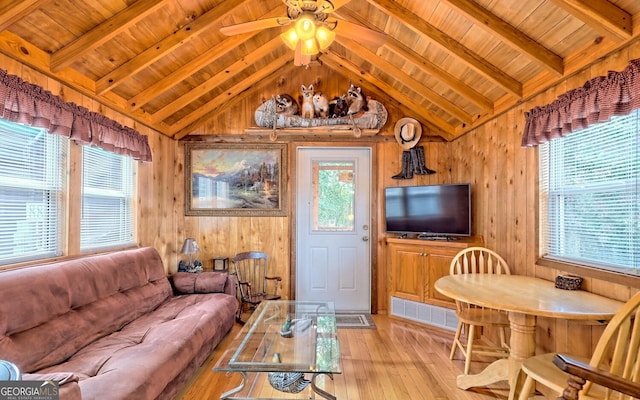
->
xmin=394 ymin=118 xmax=422 ymax=150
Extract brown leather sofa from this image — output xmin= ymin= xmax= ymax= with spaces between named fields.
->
xmin=0 ymin=247 xmax=238 ymax=400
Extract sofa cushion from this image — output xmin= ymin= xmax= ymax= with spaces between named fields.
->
xmin=172 ymin=272 xmax=229 ymax=293
xmin=35 ymin=292 xmax=237 ymax=400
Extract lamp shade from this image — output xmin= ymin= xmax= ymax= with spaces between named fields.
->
xmin=295 ymin=15 xmax=316 ymax=41
xmin=280 ymin=28 xmax=299 ymax=50
xmin=181 ymin=238 xmax=199 ymax=254
xmin=301 ymin=38 xmax=319 ymax=56
xmin=316 ymin=26 xmax=336 ymax=50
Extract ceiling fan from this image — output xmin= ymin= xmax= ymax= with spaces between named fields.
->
xmin=220 ymin=0 xmax=386 ymax=66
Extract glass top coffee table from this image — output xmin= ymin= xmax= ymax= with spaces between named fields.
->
xmin=213 ymin=301 xmax=341 ymax=400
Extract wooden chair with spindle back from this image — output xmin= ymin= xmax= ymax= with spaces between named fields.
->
xmin=515 ymin=291 xmax=640 ymax=400
xmin=449 ymin=246 xmax=512 ymax=375
xmin=231 ymin=251 xmax=282 ymax=323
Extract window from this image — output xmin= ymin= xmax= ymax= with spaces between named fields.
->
xmin=539 ymin=109 xmax=640 ymax=275
xmin=312 ymin=161 xmax=355 ymax=232
xmin=81 ymin=146 xmax=135 ymax=252
xmin=0 ymin=120 xmax=66 ymax=265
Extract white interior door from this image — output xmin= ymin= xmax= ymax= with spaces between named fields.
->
xmin=296 ymin=147 xmax=371 ymax=312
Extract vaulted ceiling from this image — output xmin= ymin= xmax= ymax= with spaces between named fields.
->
xmin=1 ymin=0 xmax=639 ymax=141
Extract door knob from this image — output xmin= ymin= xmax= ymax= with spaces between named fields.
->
xmin=362 ymin=236 xmax=369 ymax=242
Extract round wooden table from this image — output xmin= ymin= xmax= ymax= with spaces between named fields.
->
xmin=435 ymin=274 xmax=624 ymax=400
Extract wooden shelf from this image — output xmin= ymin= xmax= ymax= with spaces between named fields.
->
xmin=245 ymin=127 xmax=380 ymax=137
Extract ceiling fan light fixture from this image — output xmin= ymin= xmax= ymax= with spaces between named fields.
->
xmin=281 ymin=28 xmax=299 ymax=50
xmin=295 ymin=15 xmax=316 ymax=40
xmin=315 ymin=25 xmax=335 ymax=50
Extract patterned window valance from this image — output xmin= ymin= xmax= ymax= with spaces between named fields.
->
xmin=522 ymin=58 xmax=640 ymax=147
xmin=0 ymin=69 xmax=152 ymax=161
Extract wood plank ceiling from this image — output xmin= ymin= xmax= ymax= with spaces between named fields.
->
xmin=0 ymin=0 xmax=639 ymax=141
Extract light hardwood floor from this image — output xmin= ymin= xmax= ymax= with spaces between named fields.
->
xmin=175 ymin=314 xmax=510 ymax=400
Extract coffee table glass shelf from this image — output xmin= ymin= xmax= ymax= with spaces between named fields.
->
xmin=214 ymin=301 xmax=341 ymax=400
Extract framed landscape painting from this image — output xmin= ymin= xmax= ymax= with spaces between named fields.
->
xmin=185 ymin=143 xmax=287 ymax=216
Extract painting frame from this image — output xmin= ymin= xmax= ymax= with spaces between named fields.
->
xmin=184 ymin=142 xmax=287 ymax=216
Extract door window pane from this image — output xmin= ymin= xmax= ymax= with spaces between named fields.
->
xmin=312 ymin=161 xmax=355 ymax=232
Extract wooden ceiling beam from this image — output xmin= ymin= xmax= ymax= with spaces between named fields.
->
xmin=152 ymin=36 xmax=284 ymax=124
xmin=171 ymin=53 xmax=293 ymax=139
xmin=549 ymin=0 xmax=632 ymax=41
xmin=128 ymin=7 xmax=286 ymax=113
xmin=440 ymin=0 xmax=564 ymax=76
xmin=366 ymin=0 xmax=523 ymax=98
xmin=95 ymin=0 xmax=246 ymax=95
xmin=323 ymin=51 xmax=456 ymax=140
xmin=0 ymin=0 xmax=52 ymax=32
xmin=335 ymin=37 xmax=474 ymax=124
xmin=128 ymin=33 xmax=253 ymax=113
xmin=50 ymin=0 xmax=168 ymax=73
xmin=334 ymin=7 xmax=494 ymax=113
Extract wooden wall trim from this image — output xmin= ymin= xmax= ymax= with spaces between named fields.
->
xmin=537 ymin=258 xmax=640 ymax=289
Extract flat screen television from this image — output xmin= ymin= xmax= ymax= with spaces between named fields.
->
xmin=384 ymin=183 xmax=471 ymax=239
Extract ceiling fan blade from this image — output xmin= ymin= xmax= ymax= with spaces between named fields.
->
xmin=333 ymin=19 xmax=386 ymax=47
xmin=220 ymin=17 xmax=289 ymax=36
xmin=330 ymin=0 xmax=352 ymax=11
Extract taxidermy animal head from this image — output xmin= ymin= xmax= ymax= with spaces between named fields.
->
xmin=275 ymin=93 xmax=299 ymax=116
xmin=300 ymin=84 xmax=315 ymax=119
xmin=312 ymin=92 xmax=329 ymax=118
xmin=346 ymin=84 xmax=368 ymax=115
xmin=329 ymin=94 xmax=348 ymax=118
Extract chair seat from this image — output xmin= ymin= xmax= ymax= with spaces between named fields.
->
xmin=457 ymin=307 xmax=510 ymax=327
xmin=244 ymin=293 xmax=281 ymax=305
xmin=521 ymin=353 xmax=612 ymax=399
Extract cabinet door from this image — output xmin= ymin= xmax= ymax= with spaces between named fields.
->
xmin=427 ymin=251 xmax=456 ymax=303
xmin=389 ymin=244 xmax=424 ymax=302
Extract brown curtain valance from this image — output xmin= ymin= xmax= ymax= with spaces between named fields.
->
xmin=0 ymin=69 xmax=152 ymax=161
xmin=522 ymin=58 xmax=640 ymax=147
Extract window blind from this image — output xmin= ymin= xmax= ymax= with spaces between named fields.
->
xmin=81 ymin=146 xmax=134 ymax=252
xmin=0 ymin=120 xmax=65 ymax=265
xmin=540 ymin=109 xmax=640 ymax=274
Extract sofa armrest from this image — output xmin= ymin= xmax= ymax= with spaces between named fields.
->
xmin=23 ymin=372 xmax=81 ymax=400
xmin=224 ymin=274 xmax=236 ymax=297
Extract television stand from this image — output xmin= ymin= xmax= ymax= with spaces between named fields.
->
xmin=417 ymin=234 xmax=459 ymax=241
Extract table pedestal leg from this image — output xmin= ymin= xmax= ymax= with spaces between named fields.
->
xmin=456 ymin=358 xmax=509 ymax=389
xmin=455 ymin=311 xmax=537 ymax=400
xmin=508 ymin=312 xmax=537 ymax=400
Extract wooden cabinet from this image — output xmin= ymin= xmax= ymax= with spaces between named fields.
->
xmin=387 ymin=236 xmax=484 ymax=308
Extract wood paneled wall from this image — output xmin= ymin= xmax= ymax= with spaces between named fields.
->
xmin=4 ymin=38 xmax=640 ymax=358
xmin=448 ymin=42 xmax=640 ymax=357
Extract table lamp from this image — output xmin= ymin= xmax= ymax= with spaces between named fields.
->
xmin=180 ymin=238 xmax=200 ymax=268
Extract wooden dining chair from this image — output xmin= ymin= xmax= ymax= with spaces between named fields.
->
xmin=552 ymin=354 xmax=640 ymax=400
xmin=449 ymin=246 xmax=512 ymax=375
xmin=231 ymin=251 xmax=282 ymax=322
xmin=514 ymin=290 xmax=640 ymax=400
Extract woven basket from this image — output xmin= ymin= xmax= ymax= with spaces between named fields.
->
xmin=555 ymin=274 xmax=583 ymax=290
